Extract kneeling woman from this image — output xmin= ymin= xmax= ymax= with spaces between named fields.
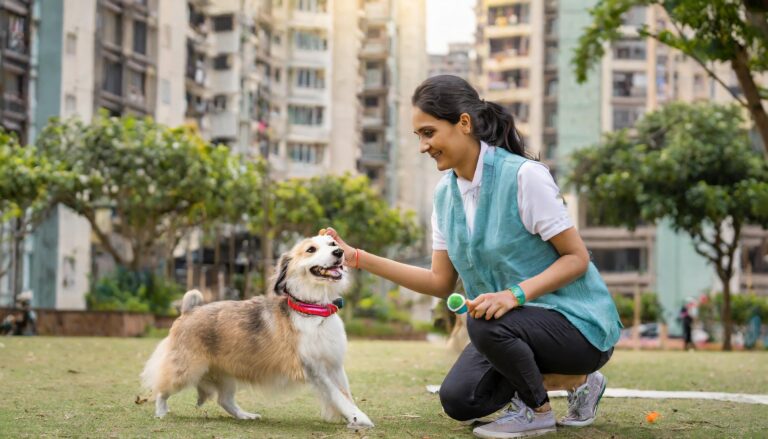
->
xmin=323 ymin=75 xmax=621 ymax=438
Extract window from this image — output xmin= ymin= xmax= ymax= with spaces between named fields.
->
xmin=589 ymin=248 xmax=647 ymax=273
xmin=65 ymin=94 xmax=77 ymax=116
xmin=288 ymin=105 xmax=324 ymax=125
xmin=546 ymin=78 xmax=558 ymax=97
xmin=133 ymin=20 xmax=147 ymax=55
xmin=545 ymin=17 xmax=557 ymax=38
xmin=65 ymin=32 xmax=77 ymax=55
xmin=213 ymin=54 xmax=231 ymax=70
xmin=293 ymin=30 xmax=328 ymax=51
xmin=212 ymin=94 xmax=227 ymax=111
xmin=102 ymin=10 xmax=122 ymax=45
xmin=364 ymin=96 xmax=379 ymax=108
xmin=212 ymin=15 xmax=234 ymax=32
xmin=4 ymin=13 xmax=27 ymax=53
xmin=488 ymin=69 xmax=529 ymax=90
xmin=506 ymin=102 xmax=529 ymax=124
xmin=160 ymin=79 xmax=171 ymax=105
xmin=127 ymin=70 xmax=145 ymax=104
xmin=288 ymin=142 xmax=325 ymax=164
xmin=293 ymin=0 xmax=327 ymax=12
xmin=612 ymin=106 xmax=644 ymax=130
xmin=613 ymin=38 xmax=646 ymax=60
xmin=544 ymin=105 xmax=557 ymax=129
xmin=366 ymin=27 xmax=382 ymax=39
xmin=103 ymin=60 xmax=123 ymax=95
xmin=744 ymin=244 xmax=768 ymax=274
xmin=612 ymin=71 xmax=647 ymax=97
xmin=545 ymin=43 xmax=558 ymax=67
xmin=294 ymin=68 xmax=325 ymax=88
xmin=489 ymin=36 xmax=529 ymax=56
xmin=363 ymin=131 xmax=379 ymax=143
xmin=488 ymin=3 xmax=530 ymax=25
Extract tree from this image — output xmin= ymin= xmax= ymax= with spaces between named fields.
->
xmin=36 ymin=113 xmax=263 ymax=274
xmin=0 ymin=131 xmax=75 ymax=302
xmin=567 ymin=102 xmax=768 ymax=350
xmin=253 ymin=174 xmax=422 ymax=307
xmin=573 ymin=0 xmax=768 ymax=158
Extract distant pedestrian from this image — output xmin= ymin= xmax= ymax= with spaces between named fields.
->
xmin=679 ymin=303 xmax=694 ymax=350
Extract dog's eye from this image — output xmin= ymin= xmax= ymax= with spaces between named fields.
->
xmin=306 ymin=246 xmax=316 ymax=253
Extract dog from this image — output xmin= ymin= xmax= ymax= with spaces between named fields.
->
xmin=140 ymin=234 xmax=374 ymax=429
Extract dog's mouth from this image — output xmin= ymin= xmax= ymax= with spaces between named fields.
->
xmin=309 ymin=265 xmax=343 ymax=281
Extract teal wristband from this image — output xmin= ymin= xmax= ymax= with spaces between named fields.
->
xmin=508 ymin=285 xmax=526 ymax=306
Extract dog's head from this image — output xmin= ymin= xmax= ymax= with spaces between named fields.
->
xmin=272 ymin=235 xmax=350 ymax=303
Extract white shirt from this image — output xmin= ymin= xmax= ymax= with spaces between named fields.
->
xmin=431 ymin=142 xmax=573 ymax=250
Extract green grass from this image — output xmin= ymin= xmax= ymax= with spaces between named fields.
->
xmin=1 ymin=337 xmax=767 ymax=438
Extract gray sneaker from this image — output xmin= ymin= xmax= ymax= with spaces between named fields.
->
xmin=558 ymin=371 xmax=607 ymax=427
xmin=472 ymin=394 xmax=556 ymax=438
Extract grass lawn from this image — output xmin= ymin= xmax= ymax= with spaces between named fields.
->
xmin=1 ymin=337 xmax=767 ymax=438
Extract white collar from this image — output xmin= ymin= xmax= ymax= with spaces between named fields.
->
xmin=456 ymin=141 xmax=489 ymax=196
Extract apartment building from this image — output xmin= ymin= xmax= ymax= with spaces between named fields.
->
xmin=0 ymin=0 xmax=32 ymax=143
xmin=428 ymin=42 xmax=472 ymax=80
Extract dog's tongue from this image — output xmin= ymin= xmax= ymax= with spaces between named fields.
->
xmin=328 ymin=267 xmax=341 ymax=277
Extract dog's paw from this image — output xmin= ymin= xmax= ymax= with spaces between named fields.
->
xmin=346 ymin=412 xmax=374 ymax=429
xmin=235 ymin=411 xmax=262 ymax=421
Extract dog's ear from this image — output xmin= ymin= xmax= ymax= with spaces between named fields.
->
xmin=272 ymin=255 xmax=292 ymax=295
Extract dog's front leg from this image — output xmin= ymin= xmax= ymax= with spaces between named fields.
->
xmin=307 ymin=367 xmax=374 ymax=429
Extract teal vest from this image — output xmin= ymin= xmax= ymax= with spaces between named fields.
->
xmin=434 ymin=148 xmax=622 ymax=352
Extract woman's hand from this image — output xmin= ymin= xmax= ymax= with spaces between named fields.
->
xmin=319 ymin=227 xmax=357 ymax=267
xmin=467 ymin=291 xmax=519 ymax=320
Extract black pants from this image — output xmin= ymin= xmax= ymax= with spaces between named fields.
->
xmin=439 ymin=306 xmax=613 ymax=421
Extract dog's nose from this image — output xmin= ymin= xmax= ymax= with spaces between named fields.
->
xmin=332 ymin=248 xmax=344 ymax=258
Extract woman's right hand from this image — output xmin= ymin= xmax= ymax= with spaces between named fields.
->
xmin=319 ymin=227 xmax=357 ymax=267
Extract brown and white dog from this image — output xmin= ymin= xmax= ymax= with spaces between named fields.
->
xmin=140 ymin=235 xmax=373 ymax=429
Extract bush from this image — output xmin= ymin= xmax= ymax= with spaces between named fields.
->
xmin=613 ymin=292 xmax=660 ymax=326
xmin=699 ymin=293 xmax=768 ymax=326
xmin=87 ymin=267 xmax=184 ymax=316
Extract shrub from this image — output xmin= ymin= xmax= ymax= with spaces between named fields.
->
xmin=613 ymin=292 xmax=660 ymax=325
xmin=87 ymin=267 xmax=184 ymax=316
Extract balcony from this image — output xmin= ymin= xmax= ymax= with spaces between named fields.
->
xmin=360 ymin=142 xmax=388 ymax=164
xmin=360 ymin=39 xmax=388 ymax=58
xmin=2 ymin=93 xmax=26 ymax=119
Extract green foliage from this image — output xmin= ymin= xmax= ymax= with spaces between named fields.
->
xmin=699 ymin=293 xmax=768 ymax=326
xmin=569 ymin=103 xmax=768 ymax=232
xmin=613 ymin=292 xmax=660 ymax=325
xmin=86 ymin=267 xmax=183 ymax=316
xmin=259 ymin=173 xmax=422 ymax=253
xmin=357 ymin=289 xmax=412 ymax=324
xmin=36 ymin=113 xmax=263 ymax=271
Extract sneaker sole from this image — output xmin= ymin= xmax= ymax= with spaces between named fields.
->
xmin=473 ymin=427 xmax=557 ymax=438
xmin=557 ymin=376 xmax=607 ymax=428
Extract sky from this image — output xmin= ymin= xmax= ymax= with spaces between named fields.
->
xmin=426 ymin=0 xmax=476 ymax=54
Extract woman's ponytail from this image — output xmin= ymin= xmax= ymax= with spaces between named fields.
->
xmin=411 ymin=75 xmax=532 ymax=159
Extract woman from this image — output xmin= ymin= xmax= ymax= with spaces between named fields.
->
xmin=322 ymin=75 xmax=621 ymax=438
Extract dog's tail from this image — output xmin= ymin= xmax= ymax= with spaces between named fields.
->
xmin=140 ymin=336 xmax=170 ymax=398
xmin=181 ymin=289 xmax=204 ymax=314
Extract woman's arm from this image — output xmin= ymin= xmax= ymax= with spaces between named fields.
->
xmin=468 ymin=227 xmax=590 ymax=319
xmin=321 ymin=228 xmax=458 ymax=299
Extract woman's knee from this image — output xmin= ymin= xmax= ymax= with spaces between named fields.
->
xmin=439 ymin=381 xmax=479 ymax=421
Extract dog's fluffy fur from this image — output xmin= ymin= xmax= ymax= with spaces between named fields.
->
xmin=140 ymin=235 xmax=373 ymax=428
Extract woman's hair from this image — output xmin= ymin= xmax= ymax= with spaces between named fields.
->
xmin=411 ymin=75 xmax=531 ymax=158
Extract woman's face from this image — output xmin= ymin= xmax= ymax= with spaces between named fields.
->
xmin=412 ymin=107 xmax=473 ymax=172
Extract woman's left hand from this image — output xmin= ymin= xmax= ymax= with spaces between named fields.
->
xmin=467 ymin=291 xmax=519 ymax=320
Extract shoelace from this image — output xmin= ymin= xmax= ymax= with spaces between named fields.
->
xmin=566 ymin=386 xmax=590 ymax=418
xmin=499 ymin=397 xmax=535 ymax=424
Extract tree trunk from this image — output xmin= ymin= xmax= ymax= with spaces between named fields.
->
xmin=10 ymin=218 xmax=23 ymax=304
xmin=721 ymin=274 xmax=733 ymax=351
xmin=229 ymin=230 xmax=236 ymax=291
xmin=186 ymin=236 xmax=194 ymax=290
xmin=731 ymin=47 xmax=768 ymax=159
